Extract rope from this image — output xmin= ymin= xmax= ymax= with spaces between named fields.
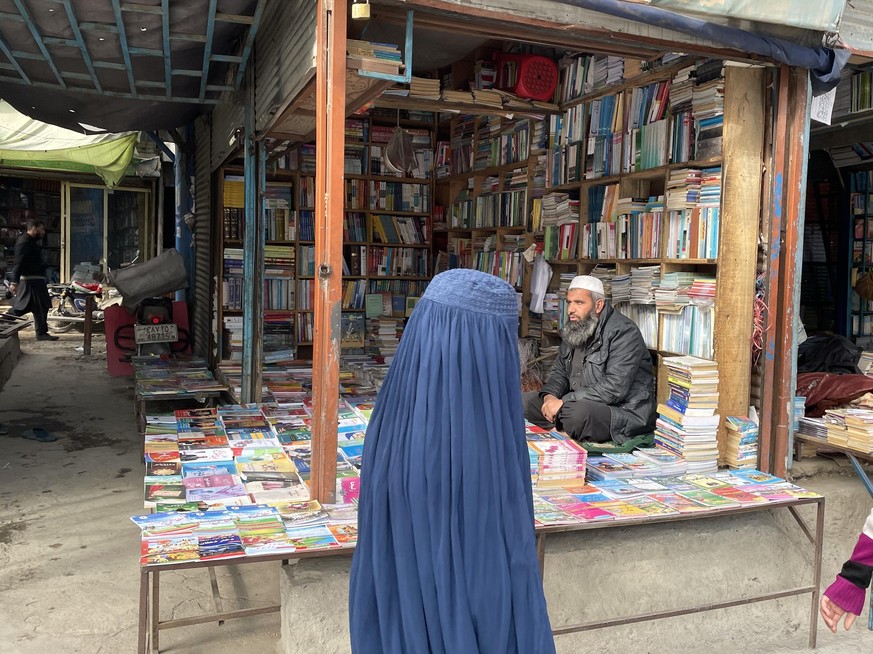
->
xmin=751 ymin=272 xmax=769 ymax=368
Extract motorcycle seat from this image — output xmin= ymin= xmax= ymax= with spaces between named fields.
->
xmin=71 ymin=281 xmax=102 ymax=294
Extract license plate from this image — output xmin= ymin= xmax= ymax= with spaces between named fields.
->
xmin=134 ymin=323 xmax=179 ymax=344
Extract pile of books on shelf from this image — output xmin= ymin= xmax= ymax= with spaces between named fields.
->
xmin=541 ymin=191 xmax=580 ymax=261
xmin=223 ymin=315 xmax=244 ymax=360
xmin=346 ymin=39 xmax=403 ymax=76
xmin=858 ymin=350 xmax=873 ymax=375
xmin=533 ymin=469 xmax=819 ymax=525
xmin=525 ymin=425 xmax=588 ymax=488
xmin=692 ymin=60 xmax=725 ymax=160
xmin=824 ymin=408 xmax=873 ymax=453
xmin=724 ymin=416 xmax=758 ymax=469
xmin=655 ymin=356 xmax=720 ymax=473
xmin=366 ymin=317 xmax=404 ymax=364
xmin=798 ymin=416 xmax=827 ymax=439
xmin=590 ymin=265 xmax=615 ymax=301
xmin=793 ymin=396 xmax=806 ymax=430
xmin=669 ymin=64 xmax=695 ymax=164
xmin=160 ymin=401 xmax=368 ymax=504
xmin=587 ymin=446 xmax=687 ymax=481
xmin=133 ymin=357 xmax=229 ymax=398
xmin=408 ymin=76 xmax=441 ymax=100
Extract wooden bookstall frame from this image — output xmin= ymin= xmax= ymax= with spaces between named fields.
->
xmin=219 ymin=6 xmax=813 ymax=496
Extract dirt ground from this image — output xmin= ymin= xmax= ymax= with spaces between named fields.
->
xmin=0 ymin=329 xmax=872 ymax=653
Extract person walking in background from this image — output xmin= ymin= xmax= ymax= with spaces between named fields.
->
xmin=820 ymin=507 xmax=873 ymax=632
xmin=9 ymin=219 xmax=57 ymax=341
xmin=349 ymin=268 xmax=555 ymax=654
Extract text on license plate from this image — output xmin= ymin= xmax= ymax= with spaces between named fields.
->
xmin=134 ymin=323 xmax=179 ymax=344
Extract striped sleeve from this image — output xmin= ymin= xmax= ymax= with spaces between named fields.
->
xmin=824 ymin=508 xmax=873 ymax=616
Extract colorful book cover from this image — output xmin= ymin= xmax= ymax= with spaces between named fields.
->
xmin=676 ymin=489 xmax=739 ymax=508
xmin=625 ymin=497 xmax=680 ymax=516
xmin=140 ymin=536 xmax=200 ymax=565
xmin=648 ymin=492 xmax=711 ymax=513
xmin=328 ymin=524 xmax=359 ymax=545
xmin=284 ymin=525 xmax=339 ymax=551
xmin=197 ymin=533 xmax=246 ymax=560
xmin=709 ymin=486 xmax=768 ymax=505
xmin=589 ymin=500 xmax=649 ymax=519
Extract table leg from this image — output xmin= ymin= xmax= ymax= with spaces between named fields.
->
xmin=83 ymin=294 xmax=94 ymax=355
xmin=809 ymin=499 xmax=825 ymax=649
xmin=208 ymin=566 xmax=225 ymax=626
xmin=847 ymin=454 xmax=873 ymax=499
xmin=138 ymin=569 xmax=149 ymax=654
xmin=151 ymin=569 xmax=160 ymax=654
xmin=536 ymin=533 xmax=546 ymax=581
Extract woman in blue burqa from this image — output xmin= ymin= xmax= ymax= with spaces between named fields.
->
xmin=349 ymin=268 xmax=555 ymax=653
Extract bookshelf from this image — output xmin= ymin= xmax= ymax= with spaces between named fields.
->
xmin=0 ymin=177 xmax=62 ymax=282
xmin=847 ymin=169 xmax=873 ymax=345
xmin=430 ymin=54 xmax=763 ymax=460
xmin=218 ymin=169 xmax=297 ymax=361
xmin=215 ymin=110 xmax=435 ymax=361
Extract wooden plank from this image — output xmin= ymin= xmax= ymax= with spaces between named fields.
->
xmin=309 ymin=0 xmax=347 ymax=504
xmin=773 ymin=67 xmax=811 ymax=477
xmin=714 ymin=66 xmax=766 ymax=466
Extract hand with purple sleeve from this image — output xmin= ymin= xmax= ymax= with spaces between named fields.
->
xmin=820 ymin=508 xmax=873 ymax=633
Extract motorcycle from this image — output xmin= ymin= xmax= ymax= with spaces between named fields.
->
xmin=46 ymin=280 xmax=123 ymax=333
xmin=108 ymin=249 xmax=191 ymax=358
xmin=46 ymin=263 xmax=123 ymax=333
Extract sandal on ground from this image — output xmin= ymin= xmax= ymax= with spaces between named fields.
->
xmin=22 ymin=428 xmax=58 ymax=442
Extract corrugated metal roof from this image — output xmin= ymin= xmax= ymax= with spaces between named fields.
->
xmin=838 ymin=0 xmax=873 ymax=56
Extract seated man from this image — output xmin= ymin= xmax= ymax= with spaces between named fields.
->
xmin=523 ymin=275 xmax=656 ymax=443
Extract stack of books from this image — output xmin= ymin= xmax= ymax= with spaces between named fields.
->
xmin=366 ymin=317 xmax=404 ymax=364
xmin=798 ymin=416 xmax=827 ymax=439
xmin=654 ymin=356 xmax=720 ymax=473
xmin=633 ymin=446 xmax=688 ymax=476
xmin=408 ymin=76 xmax=441 ymax=100
xmin=793 ymin=397 xmax=806 ymax=430
xmin=724 ymin=416 xmax=758 ymax=469
xmin=525 ymin=426 xmax=588 ymax=487
xmin=824 ymin=408 xmax=852 ymax=447
xmin=844 ymin=410 xmax=873 ymax=453
xmin=586 ymin=456 xmax=635 ymax=481
xmin=346 ymin=39 xmax=403 ymax=76
xmin=859 ymin=351 xmax=873 ymax=375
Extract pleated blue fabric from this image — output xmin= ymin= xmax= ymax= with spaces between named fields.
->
xmin=349 ymin=269 xmax=555 ymax=654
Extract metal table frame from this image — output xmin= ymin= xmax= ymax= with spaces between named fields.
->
xmin=536 ymin=496 xmax=825 ymax=645
xmin=137 ymin=496 xmax=825 ymax=653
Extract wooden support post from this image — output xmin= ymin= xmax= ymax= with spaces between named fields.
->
xmin=760 ymin=66 xmax=811 ymax=477
xmin=773 ymin=68 xmax=811 ymax=477
xmin=760 ymin=68 xmax=790 ymax=474
xmin=714 ymin=66 xmax=765 ymax=466
xmin=310 ymin=0 xmax=347 ymax=504
xmin=241 ymin=66 xmax=265 ymax=403
xmin=83 ymin=294 xmax=95 ymax=355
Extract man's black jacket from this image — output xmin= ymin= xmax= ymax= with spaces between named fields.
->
xmin=538 ymin=303 xmax=656 ymax=442
xmin=11 ymin=233 xmax=44 ymax=283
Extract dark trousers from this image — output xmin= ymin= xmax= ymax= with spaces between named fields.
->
xmin=522 ymin=391 xmax=613 ymax=443
xmin=11 ymin=278 xmax=50 ymax=336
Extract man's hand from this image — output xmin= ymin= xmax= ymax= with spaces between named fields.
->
xmin=819 ymin=595 xmax=858 ymax=633
xmin=9 ymin=282 xmax=16 ymax=297
xmin=541 ymin=395 xmax=564 ymax=424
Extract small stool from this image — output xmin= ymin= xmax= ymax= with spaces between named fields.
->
xmin=494 ymin=53 xmax=559 ymax=101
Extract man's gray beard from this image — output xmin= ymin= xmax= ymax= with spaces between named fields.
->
xmin=561 ymin=312 xmax=598 ymax=348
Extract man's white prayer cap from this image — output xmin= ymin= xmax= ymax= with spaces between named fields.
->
xmin=567 ymin=275 xmax=604 ymax=296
